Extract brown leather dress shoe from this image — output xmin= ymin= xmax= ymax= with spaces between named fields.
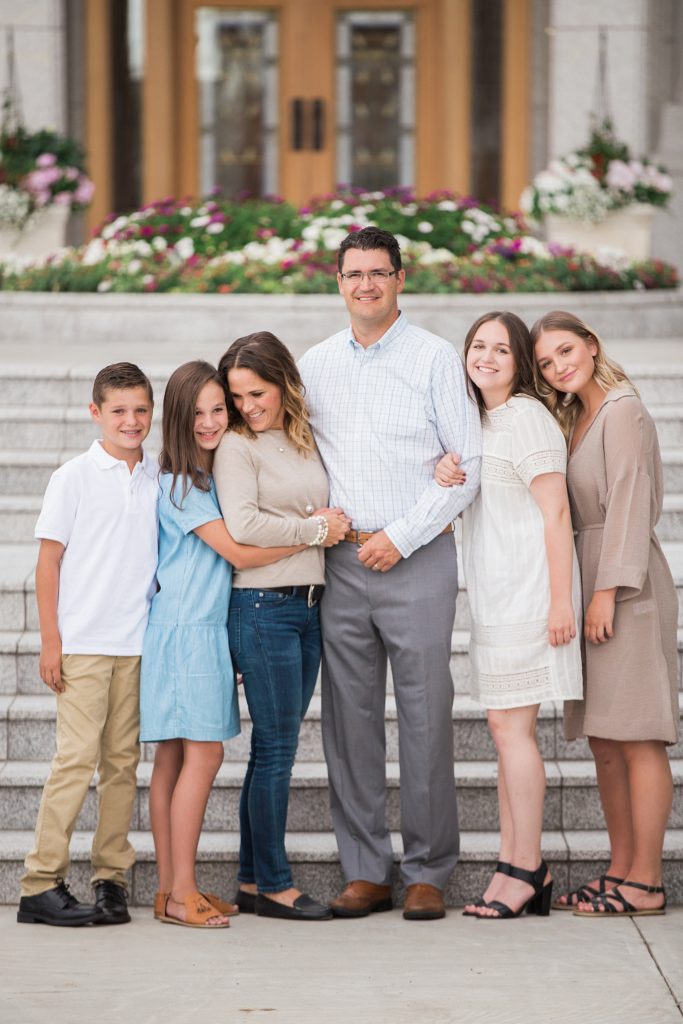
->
xmin=329 ymin=880 xmax=393 ymax=918
xmin=403 ymin=883 xmax=446 ymax=920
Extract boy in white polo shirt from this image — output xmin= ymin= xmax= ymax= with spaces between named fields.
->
xmin=17 ymin=363 xmax=159 ymax=927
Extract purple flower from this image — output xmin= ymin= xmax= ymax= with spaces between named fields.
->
xmin=36 ymin=153 xmax=57 ymax=168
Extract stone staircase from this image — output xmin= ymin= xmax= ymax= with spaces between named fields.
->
xmin=0 ymin=295 xmax=682 ymax=908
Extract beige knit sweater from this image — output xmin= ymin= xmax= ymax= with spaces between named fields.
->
xmin=213 ymin=428 xmax=329 ymax=588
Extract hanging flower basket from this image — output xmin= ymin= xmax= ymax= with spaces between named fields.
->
xmin=521 ymin=121 xmax=672 ymax=259
xmin=0 ymin=124 xmax=94 ymax=256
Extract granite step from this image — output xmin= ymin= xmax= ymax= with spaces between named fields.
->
xmin=1 ymin=827 xmax=682 ymax=907
xmin=8 ymin=448 xmax=683 ymax=500
xmin=1 ymin=611 xmax=682 ymax=707
xmin=1 ymin=758 xmax=681 ymax=837
xmin=1 ymin=399 xmax=682 ymax=450
xmin=0 ymin=368 xmax=170 ymax=409
xmin=0 ymin=351 xmax=681 ymax=403
xmin=2 ymin=691 xmax=683 ymax=767
xmin=1 ymin=536 xmax=682 ymax=644
xmin=0 ymin=407 xmax=162 ymax=451
xmin=4 ymin=491 xmax=683 ymax=545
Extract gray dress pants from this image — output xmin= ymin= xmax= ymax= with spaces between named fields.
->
xmin=320 ymin=532 xmax=459 ymax=890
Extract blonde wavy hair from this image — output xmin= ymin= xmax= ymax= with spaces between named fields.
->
xmin=218 ymin=331 xmax=316 ymax=455
xmin=529 ymin=310 xmax=637 ymax=437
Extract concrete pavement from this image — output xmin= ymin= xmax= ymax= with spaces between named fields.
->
xmin=0 ymin=906 xmax=681 ymax=1024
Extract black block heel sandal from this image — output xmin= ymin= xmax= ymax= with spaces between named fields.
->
xmin=476 ymin=861 xmax=553 ymax=920
xmin=462 ymin=861 xmax=512 ymax=917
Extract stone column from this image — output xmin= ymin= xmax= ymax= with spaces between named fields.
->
xmin=0 ymin=2 xmax=67 ymax=132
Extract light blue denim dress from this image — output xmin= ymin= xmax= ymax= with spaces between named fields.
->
xmin=140 ymin=473 xmax=240 ymax=742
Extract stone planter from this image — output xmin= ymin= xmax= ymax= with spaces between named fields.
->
xmin=0 ymin=203 xmax=70 ymax=259
xmin=545 ymin=203 xmax=656 ymax=261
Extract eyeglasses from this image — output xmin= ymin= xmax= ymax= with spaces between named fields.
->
xmin=339 ymin=270 xmax=398 ymax=283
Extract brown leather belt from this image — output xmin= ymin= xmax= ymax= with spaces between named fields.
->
xmin=343 ymin=522 xmax=455 ymax=545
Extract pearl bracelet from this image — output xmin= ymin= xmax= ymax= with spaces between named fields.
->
xmin=307 ymin=515 xmax=329 ymax=546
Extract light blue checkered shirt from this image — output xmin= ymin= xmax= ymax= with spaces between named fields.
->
xmin=299 ymin=312 xmax=482 ymax=558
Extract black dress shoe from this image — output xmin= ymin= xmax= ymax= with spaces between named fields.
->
xmin=235 ymin=889 xmax=257 ymax=914
xmin=17 ymin=879 xmax=103 ymax=927
xmin=256 ymin=893 xmax=333 ymax=921
xmin=93 ymin=880 xmax=131 ymax=924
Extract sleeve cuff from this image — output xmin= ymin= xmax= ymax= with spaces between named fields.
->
xmin=594 ymin=565 xmax=646 ymax=596
xmin=383 ymin=522 xmax=417 ymax=559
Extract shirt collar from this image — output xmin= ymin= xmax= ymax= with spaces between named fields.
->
xmin=89 ymin=439 xmax=157 ymax=477
xmin=345 ymin=311 xmax=407 ymax=353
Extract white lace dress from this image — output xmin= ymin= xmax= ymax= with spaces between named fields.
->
xmin=462 ymin=396 xmax=583 ymax=709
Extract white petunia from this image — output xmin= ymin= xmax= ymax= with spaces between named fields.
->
xmin=175 ymin=237 xmax=195 ymax=260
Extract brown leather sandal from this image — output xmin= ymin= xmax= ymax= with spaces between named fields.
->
xmin=154 ymin=890 xmax=239 ymax=919
xmin=158 ymin=891 xmax=231 ymax=928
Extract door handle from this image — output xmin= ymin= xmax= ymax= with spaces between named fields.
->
xmin=312 ymin=99 xmax=325 ymax=151
xmin=291 ymin=98 xmax=305 ymax=150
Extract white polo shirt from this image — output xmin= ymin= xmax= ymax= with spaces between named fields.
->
xmin=35 ymin=440 xmax=159 ymax=655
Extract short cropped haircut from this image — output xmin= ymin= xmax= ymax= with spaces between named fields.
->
xmin=92 ymin=362 xmax=154 ymax=407
xmin=337 ymin=226 xmax=402 ymax=274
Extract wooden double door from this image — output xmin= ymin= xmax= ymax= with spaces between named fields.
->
xmin=87 ymin=0 xmax=530 ymax=225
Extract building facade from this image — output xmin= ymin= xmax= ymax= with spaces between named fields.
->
xmin=1 ymin=0 xmax=681 ymax=265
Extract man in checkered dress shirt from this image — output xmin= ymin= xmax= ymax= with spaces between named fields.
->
xmin=299 ymin=227 xmax=482 ymax=920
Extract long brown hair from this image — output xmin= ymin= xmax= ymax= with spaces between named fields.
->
xmin=218 ymin=331 xmax=315 ymax=454
xmin=529 ymin=310 xmax=637 ymax=436
xmin=159 ymin=360 xmax=225 ymax=506
xmin=463 ymin=311 xmax=537 ymax=418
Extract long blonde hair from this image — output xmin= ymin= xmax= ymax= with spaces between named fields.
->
xmin=529 ymin=310 xmax=637 ymax=436
xmin=218 ymin=331 xmax=315 ymax=454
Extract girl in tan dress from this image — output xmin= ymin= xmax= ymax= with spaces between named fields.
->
xmin=532 ymin=310 xmax=678 ymax=917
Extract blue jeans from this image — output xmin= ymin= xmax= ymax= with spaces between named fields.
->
xmin=228 ymin=588 xmax=321 ymax=892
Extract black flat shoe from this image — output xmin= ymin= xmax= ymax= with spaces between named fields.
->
xmin=255 ymin=893 xmax=333 ymax=921
xmin=93 ymin=880 xmax=131 ymax=924
xmin=17 ymin=879 xmax=103 ymax=927
xmin=235 ymin=889 xmax=257 ymax=914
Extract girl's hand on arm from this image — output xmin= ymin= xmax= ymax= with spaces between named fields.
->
xmin=194 ymin=519 xmax=304 ymax=570
xmin=584 ymin=588 xmax=617 ymax=644
xmin=435 ymin=453 xmax=466 ymax=488
xmin=529 ymin=473 xmax=577 ymax=648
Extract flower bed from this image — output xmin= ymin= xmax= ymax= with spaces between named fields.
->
xmin=0 ymin=188 xmax=677 ymax=294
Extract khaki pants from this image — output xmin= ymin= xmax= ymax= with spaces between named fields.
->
xmin=21 ymin=654 xmax=141 ymax=897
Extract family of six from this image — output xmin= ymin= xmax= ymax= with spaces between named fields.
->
xmin=17 ymin=226 xmax=677 ymax=928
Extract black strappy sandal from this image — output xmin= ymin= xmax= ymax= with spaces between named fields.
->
xmin=573 ymin=880 xmax=667 ymax=917
xmin=552 ymin=873 xmax=624 ymax=911
xmin=475 ymin=861 xmax=553 ymax=920
xmin=462 ymin=861 xmax=512 ymax=917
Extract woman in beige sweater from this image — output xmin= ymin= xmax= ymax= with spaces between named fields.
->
xmin=214 ymin=331 xmax=348 ymax=921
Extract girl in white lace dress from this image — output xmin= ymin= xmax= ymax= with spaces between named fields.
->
xmin=436 ymin=311 xmax=582 ymax=919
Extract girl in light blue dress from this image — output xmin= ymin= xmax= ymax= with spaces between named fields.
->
xmin=140 ymin=361 xmax=301 ymax=929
